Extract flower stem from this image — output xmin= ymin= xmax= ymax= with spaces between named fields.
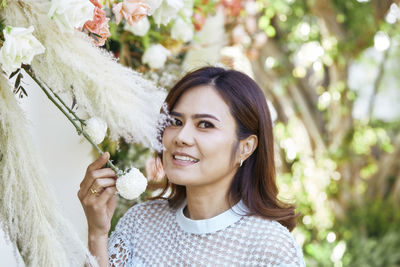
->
xmin=22 ymin=65 xmax=120 ymax=175
xmin=47 ymin=85 xmax=86 ymax=127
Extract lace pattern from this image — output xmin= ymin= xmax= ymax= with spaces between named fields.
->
xmin=108 ymin=200 xmax=305 ymax=266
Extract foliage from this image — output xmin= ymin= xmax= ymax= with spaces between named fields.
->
xmin=98 ymin=0 xmax=400 ymax=265
xmin=339 ymin=200 xmax=400 ymax=266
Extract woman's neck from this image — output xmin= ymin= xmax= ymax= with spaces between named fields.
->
xmin=184 ymin=185 xmax=233 ymax=220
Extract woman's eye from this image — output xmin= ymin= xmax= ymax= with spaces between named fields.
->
xmin=172 ymin=118 xmax=182 ymax=126
xmin=198 ymin=121 xmax=214 ymax=128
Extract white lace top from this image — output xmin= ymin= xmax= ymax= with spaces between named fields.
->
xmin=108 ymin=199 xmax=305 ymax=266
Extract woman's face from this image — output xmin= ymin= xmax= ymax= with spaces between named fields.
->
xmin=162 ymin=85 xmax=239 ymax=190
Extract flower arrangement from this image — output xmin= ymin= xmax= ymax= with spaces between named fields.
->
xmin=0 ymin=0 xmax=240 ymax=265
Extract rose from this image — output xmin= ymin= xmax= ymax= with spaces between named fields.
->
xmin=0 ymin=26 xmax=45 ymax=74
xmin=142 ymin=44 xmax=171 ymax=69
xmin=83 ymin=6 xmax=111 ymax=46
xmin=84 ymin=117 xmax=107 ymax=144
xmin=48 ymin=0 xmax=95 ymax=33
xmin=152 ymin=0 xmax=184 ymax=26
xmin=89 ymin=0 xmax=102 ymax=9
xmin=112 ymin=0 xmax=149 ymax=26
xmin=116 ymin=167 xmax=148 ymax=200
xmin=171 ymin=17 xmax=194 ymax=42
xmin=93 ymin=23 xmax=111 ymax=46
xmin=83 ymin=6 xmax=107 ymax=33
xmin=124 ymin=17 xmax=150 ymax=36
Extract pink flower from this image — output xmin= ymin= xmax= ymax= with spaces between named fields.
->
xmin=84 ymin=7 xmax=107 ymax=33
xmin=83 ymin=7 xmax=111 ymax=46
xmin=112 ymin=0 xmax=149 ymax=26
xmin=94 ymin=22 xmax=111 ymax=46
xmin=89 ymin=0 xmax=102 ymax=9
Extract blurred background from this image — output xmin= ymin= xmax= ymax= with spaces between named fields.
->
xmin=2 ymin=0 xmax=400 ymax=266
xmin=100 ymin=0 xmax=400 ymax=266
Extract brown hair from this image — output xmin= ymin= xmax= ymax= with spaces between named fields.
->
xmin=152 ymin=66 xmax=297 ymax=231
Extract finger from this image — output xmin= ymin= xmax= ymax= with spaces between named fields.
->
xmin=86 ymin=152 xmax=110 ymax=173
xmin=86 ymin=178 xmax=116 ymax=196
xmin=97 ymin=186 xmax=117 ymax=205
xmin=80 ymin=168 xmax=117 ymax=195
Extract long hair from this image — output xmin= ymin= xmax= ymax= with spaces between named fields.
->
xmin=152 ymin=67 xmax=297 ymax=231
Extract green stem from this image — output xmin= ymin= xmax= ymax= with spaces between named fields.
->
xmin=47 ymin=85 xmax=86 ymax=127
xmin=22 ymin=66 xmax=120 ymax=175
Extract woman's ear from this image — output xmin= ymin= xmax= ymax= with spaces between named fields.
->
xmin=239 ymin=134 xmax=258 ymax=163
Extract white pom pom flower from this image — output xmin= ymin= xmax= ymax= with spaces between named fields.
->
xmin=116 ymin=167 xmax=148 ymax=200
xmin=84 ymin=117 xmax=107 ymax=144
xmin=142 ymin=44 xmax=171 ymax=69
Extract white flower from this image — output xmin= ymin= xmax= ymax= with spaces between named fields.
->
xmin=124 ymin=17 xmax=150 ymax=36
xmin=48 ymin=0 xmax=95 ymax=33
xmin=180 ymin=0 xmax=194 ymax=18
xmin=142 ymin=44 xmax=171 ymax=69
xmin=84 ymin=117 xmax=107 ymax=144
xmin=0 ymin=26 xmax=45 ymax=74
xmin=116 ymin=167 xmax=148 ymax=200
xmin=171 ymin=17 xmax=194 ymax=42
xmin=152 ymin=0 xmax=184 ymax=26
xmin=147 ymin=0 xmax=163 ymax=15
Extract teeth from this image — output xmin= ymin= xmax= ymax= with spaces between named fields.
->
xmin=174 ymin=155 xmax=198 ymax=162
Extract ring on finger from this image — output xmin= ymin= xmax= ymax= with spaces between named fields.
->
xmin=90 ymin=187 xmax=100 ymax=195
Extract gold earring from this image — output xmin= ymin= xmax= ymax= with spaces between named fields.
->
xmin=240 ymin=159 xmax=243 ymax=167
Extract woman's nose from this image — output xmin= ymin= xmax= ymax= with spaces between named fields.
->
xmin=175 ymin=123 xmax=195 ymax=146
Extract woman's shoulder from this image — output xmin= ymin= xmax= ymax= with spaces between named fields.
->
xmin=245 ymin=216 xmax=305 ymax=266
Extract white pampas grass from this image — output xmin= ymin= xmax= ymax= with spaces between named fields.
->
xmin=1 ymin=0 xmax=166 ymax=151
xmin=0 ymin=75 xmax=98 ymax=267
xmin=116 ymin=167 xmax=148 ymax=200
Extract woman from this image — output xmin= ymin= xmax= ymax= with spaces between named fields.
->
xmin=78 ymin=67 xmax=305 ymax=266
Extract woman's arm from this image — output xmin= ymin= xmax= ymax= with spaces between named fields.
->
xmin=78 ymin=152 xmax=118 ymax=267
xmin=88 ymin=234 xmax=110 ymax=267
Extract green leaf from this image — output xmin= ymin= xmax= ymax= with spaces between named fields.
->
xmin=18 ymin=86 xmax=27 ymax=98
xmin=258 ymin=16 xmax=270 ymax=31
xmin=9 ymin=68 xmax=20 ymax=79
xmin=14 ymin=72 xmax=22 ymax=89
xmin=266 ymin=25 xmax=276 ymax=37
xmin=89 ymin=32 xmax=100 ymax=41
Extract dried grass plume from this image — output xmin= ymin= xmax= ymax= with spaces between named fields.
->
xmin=0 ymin=75 xmax=98 ymax=267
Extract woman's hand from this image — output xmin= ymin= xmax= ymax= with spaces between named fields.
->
xmin=78 ymin=152 xmax=118 ymax=237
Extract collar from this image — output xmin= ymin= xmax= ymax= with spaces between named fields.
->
xmin=176 ymin=199 xmax=248 ymax=234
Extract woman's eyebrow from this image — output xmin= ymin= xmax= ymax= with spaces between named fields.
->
xmin=170 ymin=111 xmax=220 ymax=122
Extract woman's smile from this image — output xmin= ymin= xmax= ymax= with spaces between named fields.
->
xmin=172 ymin=152 xmax=199 ymax=166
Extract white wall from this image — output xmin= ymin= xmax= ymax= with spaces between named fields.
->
xmin=0 ymin=75 xmax=93 ymax=265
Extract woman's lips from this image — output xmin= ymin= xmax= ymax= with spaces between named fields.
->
xmin=172 ymin=156 xmax=199 ymax=166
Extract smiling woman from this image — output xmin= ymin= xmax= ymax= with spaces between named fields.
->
xmin=78 ymin=67 xmax=305 ymax=267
